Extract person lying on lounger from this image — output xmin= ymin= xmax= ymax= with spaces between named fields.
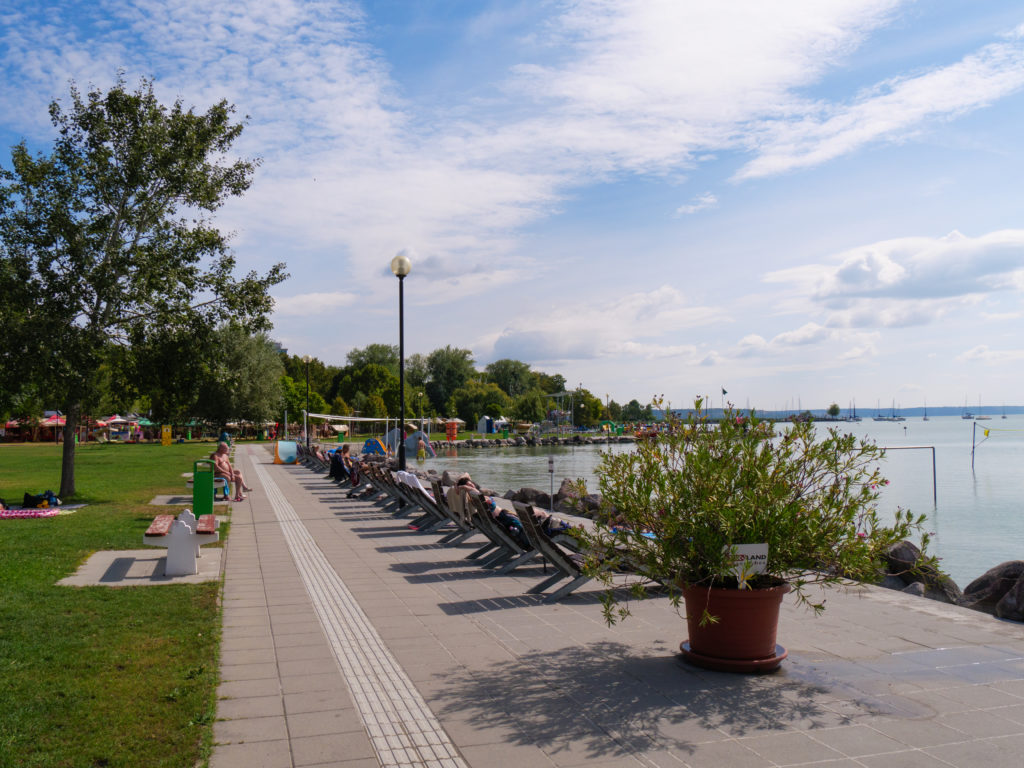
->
xmin=455 ymin=477 xmax=573 ymax=547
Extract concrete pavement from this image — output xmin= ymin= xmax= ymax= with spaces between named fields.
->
xmin=210 ymin=444 xmax=1024 ymax=768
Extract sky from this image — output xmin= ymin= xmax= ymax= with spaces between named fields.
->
xmin=3 ymin=0 xmax=1024 ymax=411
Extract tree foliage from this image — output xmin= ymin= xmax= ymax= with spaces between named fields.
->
xmin=347 ymin=343 xmax=399 ymax=376
xmin=485 ymin=359 xmax=533 ymax=398
xmin=192 ymin=326 xmax=285 ymax=425
xmin=425 ymin=346 xmax=475 ymax=415
xmin=0 ymin=77 xmax=286 ymax=495
xmin=450 ymin=381 xmax=510 ymax=425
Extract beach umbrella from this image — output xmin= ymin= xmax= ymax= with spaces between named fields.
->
xmin=40 ymin=414 xmax=66 ymax=427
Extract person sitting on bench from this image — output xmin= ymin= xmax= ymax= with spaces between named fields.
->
xmin=211 ymin=442 xmax=251 ymax=501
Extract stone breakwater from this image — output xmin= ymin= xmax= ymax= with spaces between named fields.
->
xmin=877 ymin=540 xmax=1024 ymax=622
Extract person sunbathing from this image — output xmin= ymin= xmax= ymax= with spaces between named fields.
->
xmin=455 ymin=477 xmax=573 ymax=546
xmin=327 ymin=446 xmax=348 ymax=481
xmin=211 ymin=442 xmax=251 ymax=501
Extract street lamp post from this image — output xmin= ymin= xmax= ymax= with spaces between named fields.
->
xmin=390 ymin=251 xmax=412 ymax=470
xmin=302 ymin=354 xmax=311 ymax=451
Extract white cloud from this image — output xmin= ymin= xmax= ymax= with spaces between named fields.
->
xmin=502 ymin=0 xmax=904 ymax=174
xmin=737 ymin=31 xmax=1024 ymax=179
xmin=488 ymin=285 xmax=722 ymax=363
xmin=6 ymin=1 xmax=1024 ymax=300
xmin=771 ymin=322 xmax=832 ymax=347
xmin=675 ymin=192 xmax=717 ymax=216
xmin=763 ymin=229 xmax=1024 ymax=328
xmin=956 ymin=345 xmax=1024 ymax=364
xmin=273 ymin=291 xmax=358 ymax=317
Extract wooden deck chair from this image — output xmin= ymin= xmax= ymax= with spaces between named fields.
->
xmin=511 ymin=501 xmax=592 ymax=602
xmin=360 ymin=463 xmax=403 ymax=512
xmin=466 ymin=494 xmax=541 ymax=572
xmin=396 ymin=471 xmax=450 ymax=532
xmin=429 ymin=478 xmax=496 ymax=554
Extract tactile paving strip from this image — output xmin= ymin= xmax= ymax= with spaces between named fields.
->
xmin=252 ymin=461 xmax=468 ymax=768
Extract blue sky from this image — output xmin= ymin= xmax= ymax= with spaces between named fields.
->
xmin=3 ymin=1 xmax=1024 ymax=410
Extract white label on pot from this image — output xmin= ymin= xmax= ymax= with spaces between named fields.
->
xmin=724 ymin=543 xmax=769 ymax=588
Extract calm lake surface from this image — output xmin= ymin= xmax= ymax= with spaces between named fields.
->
xmin=418 ymin=416 xmax=1024 ymax=588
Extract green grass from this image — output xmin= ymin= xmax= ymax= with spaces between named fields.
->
xmin=0 ymin=442 xmax=228 ymax=768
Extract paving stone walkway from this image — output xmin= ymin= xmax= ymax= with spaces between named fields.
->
xmin=211 ymin=445 xmax=1024 ymax=768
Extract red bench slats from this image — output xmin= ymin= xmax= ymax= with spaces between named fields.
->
xmin=196 ymin=514 xmax=217 ymax=534
xmin=145 ymin=514 xmax=175 ymax=536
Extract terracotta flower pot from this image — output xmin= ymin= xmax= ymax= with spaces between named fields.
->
xmin=680 ymin=582 xmax=790 ymax=673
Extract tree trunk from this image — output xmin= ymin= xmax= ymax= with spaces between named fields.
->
xmin=59 ymin=404 xmax=79 ymax=499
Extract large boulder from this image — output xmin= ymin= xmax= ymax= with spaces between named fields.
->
xmin=963 ymin=561 xmax=1024 ymax=613
xmin=885 ymin=540 xmax=921 ymax=581
xmin=996 ymin=577 xmax=1024 ymax=621
xmin=441 ymin=470 xmax=469 ymax=486
xmin=878 ymin=574 xmax=907 ymax=591
xmin=883 ymin=541 xmax=963 ymax=605
xmin=555 ymin=478 xmax=580 ymax=503
xmin=511 ymin=487 xmax=551 ymax=509
xmin=902 ymin=582 xmax=926 ymax=597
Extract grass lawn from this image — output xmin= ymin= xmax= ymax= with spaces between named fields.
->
xmin=0 ymin=442 xmax=228 ymax=768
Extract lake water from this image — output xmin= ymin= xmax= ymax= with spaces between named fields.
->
xmin=418 ymin=416 xmax=1024 ymax=589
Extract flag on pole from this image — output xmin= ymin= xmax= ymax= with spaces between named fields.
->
xmin=721 ymin=388 xmax=727 ymax=395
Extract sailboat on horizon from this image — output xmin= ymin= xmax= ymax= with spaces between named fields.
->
xmin=923 ymin=398 xmax=929 ymax=421
xmin=961 ymin=395 xmax=974 ymax=420
xmin=848 ymin=399 xmax=861 ymax=422
xmin=975 ymin=396 xmax=992 ymax=421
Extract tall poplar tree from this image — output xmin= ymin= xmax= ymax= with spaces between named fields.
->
xmin=0 ymin=77 xmax=286 ymax=496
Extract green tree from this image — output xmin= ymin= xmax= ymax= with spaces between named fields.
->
xmin=607 ymin=399 xmax=622 ymax=422
xmin=485 ymin=359 xmax=533 ymax=398
xmin=406 ymin=353 xmax=429 ymax=388
xmin=574 ymin=388 xmax=603 ymax=428
xmin=279 ymin=376 xmax=327 ymax=423
xmin=621 ymin=399 xmax=645 ymax=421
xmin=281 ymin=353 xmax=335 ymax=402
xmin=534 ymin=372 xmax=567 ymax=395
xmin=336 ymin=363 xmax=398 ymax=404
xmin=425 ymin=346 xmax=476 ymax=414
xmin=450 ymin=381 xmax=509 ymax=426
xmin=365 ymin=392 xmax=388 ymax=418
xmin=0 ymin=77 xmax=285 ymax=496
xmin=509 ymin=390 xmax=546 ymax=423
xmin=827 ymin=403 xmax=841 ymax=418
xmin=193 ymin=327 xmax=285 ymax=426
xmin=347 ymin=343 xmax=399 ymax=376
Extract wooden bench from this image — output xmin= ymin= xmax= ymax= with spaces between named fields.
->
xmin=143 ymin=510 xmax=220 ymax=576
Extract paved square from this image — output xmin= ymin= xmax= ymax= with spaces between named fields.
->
xmin=210 ymin=445 xmax=1024 ymax=768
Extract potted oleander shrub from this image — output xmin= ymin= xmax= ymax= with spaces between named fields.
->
xmin=580 ymin=398 xmax=933 ymax=672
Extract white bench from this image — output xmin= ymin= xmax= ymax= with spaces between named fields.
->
xmin=143 ymin=509 xmax=220 ymax=576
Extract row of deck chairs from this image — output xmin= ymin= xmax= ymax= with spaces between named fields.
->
xmin=298 ymin=444 xmax=593 ymax=602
